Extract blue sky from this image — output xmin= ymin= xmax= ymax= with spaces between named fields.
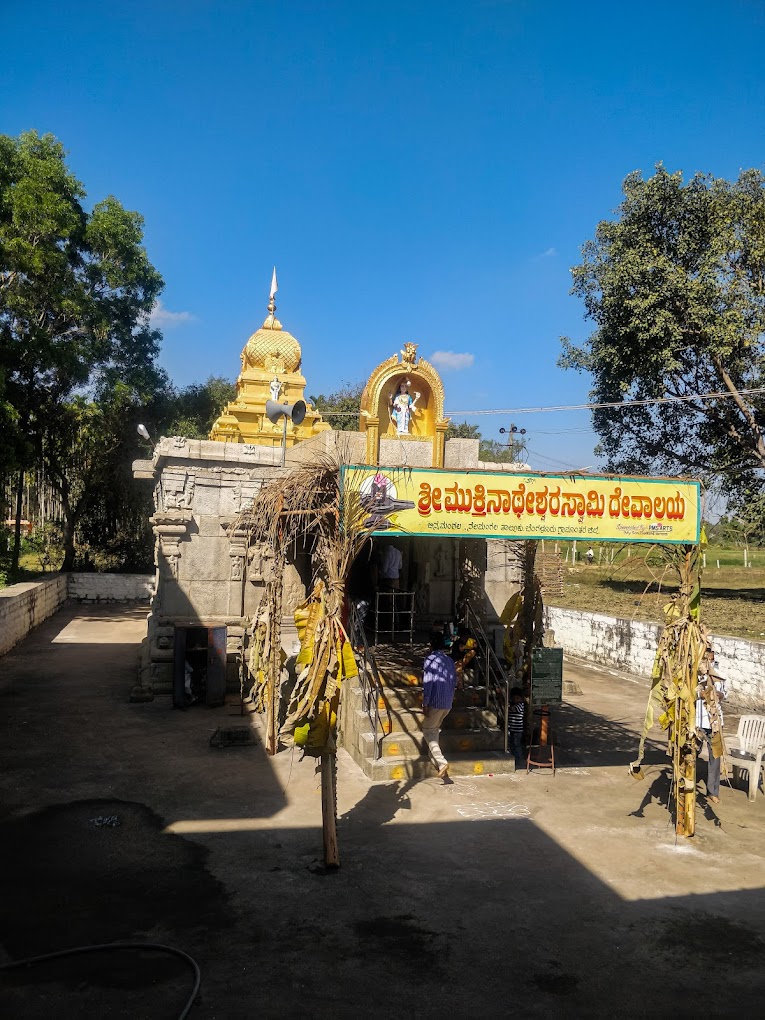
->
xmin=4 ymin=0 xmax=765 ymax=471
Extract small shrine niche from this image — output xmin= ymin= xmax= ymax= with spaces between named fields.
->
xmin=359 ymin=342 xmax=449 ymax=467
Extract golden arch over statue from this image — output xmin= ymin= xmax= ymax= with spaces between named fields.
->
xmin=359 ymin=343 xmax=449 ymax=467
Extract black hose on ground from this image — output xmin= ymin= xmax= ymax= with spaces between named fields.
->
xmin=0 ymin=941 xmax=201 ymax=1019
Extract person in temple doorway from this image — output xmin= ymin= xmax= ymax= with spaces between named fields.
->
xmin=378 ymin=542 xmax=403 ymax=590
xmin=422 ymin=631 xmax=457 ymax=780
xmin=377 ymin=542 xmax=404 ymax=633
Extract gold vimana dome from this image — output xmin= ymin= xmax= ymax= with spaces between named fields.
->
xmin=243 ymin=293 xmax=302 ymax=374
xmin=209 ymin=270 xmax=329 ymax=445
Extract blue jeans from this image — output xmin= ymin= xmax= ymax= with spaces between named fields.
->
xmin=508 ymin=730 xmax=525 ymax=768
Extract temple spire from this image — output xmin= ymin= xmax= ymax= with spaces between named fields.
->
xmin=263 ymin=266 xmax=281 ymax=329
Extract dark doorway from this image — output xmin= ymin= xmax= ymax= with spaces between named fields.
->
xmin=173 ymin=626 xmax=227 ymax=708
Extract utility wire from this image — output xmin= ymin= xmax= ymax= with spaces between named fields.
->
xmin=316 ymin=385 xmax=765 ymax=418
xmin=445 ymin=386 xmax=765 ymax=417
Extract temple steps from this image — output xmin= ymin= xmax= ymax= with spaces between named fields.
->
xmin=381 ymin=704 xmax=498 ymax=734
xmin=362 ymin=750 xmax=518 ymax=783
xmin=342 ymin=672 xmax=513 ymax=782
xmin=375 ymin=682 xmax=487 ymax=715
xmin=359 ymin=724 xmax=505 ymax=761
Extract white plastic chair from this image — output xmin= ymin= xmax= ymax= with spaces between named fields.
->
xmin=724 ymin=715 xmax=765 ymax=802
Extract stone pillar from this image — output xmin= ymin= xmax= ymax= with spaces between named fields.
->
xmin=365 ymin=415 xmax=380 ymax=466
xmin=228 ymin=545 xmax=246 ymax=616
xmin=151 ymin=510 xmax=193 ymax=583
xmin=221 ymin=523 xmax=252 ymax=693
xmin=434 ymin=419 xmax=448 ymax=467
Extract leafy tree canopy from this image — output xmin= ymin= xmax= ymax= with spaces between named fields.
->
xmin=560 ymin=165 xmax=765 ymax=495
xmin=478 ymin=438 xmax=516 ymax=463
xmin=37 ymin=375 xmax=237 ymax=574
xmin=159 ymin=375 xmax=235 ymax=439
xmin=0 ymin=132 xmax=163 ymax=406
xmin=0 ymin=130 xmax=164 ymax=570
xmin=309 ymin=381 xmax=364 ymax=431
xmin=446 ymin=420 xmax=481 ymax=440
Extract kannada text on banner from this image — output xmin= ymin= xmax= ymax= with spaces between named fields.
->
xmin=342 ymin=466 xmax=701 ymax=544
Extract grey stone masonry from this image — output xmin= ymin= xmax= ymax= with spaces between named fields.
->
xmin=133 ymin=436 xmax=290 ymax=698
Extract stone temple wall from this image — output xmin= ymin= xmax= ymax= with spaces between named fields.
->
xmin=135 ymin=436 xmax=289 ymax=697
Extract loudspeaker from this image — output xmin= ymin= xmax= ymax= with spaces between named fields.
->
xmin=265 ymin=398 xmax=307 ymax=426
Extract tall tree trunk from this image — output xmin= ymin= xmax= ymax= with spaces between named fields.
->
xmin=61 ymin=508 xmax=76 ymax=572
xmin=11 ymin=468 xmax=24 ymax=576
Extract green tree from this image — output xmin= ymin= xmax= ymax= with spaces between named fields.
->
xmin=478 ymin=438 xmax=516 ymax=463
xmin=560 ymin=165 xmax=765 ymax=492
xmin=309 ymin=381 xmax=364 ymax=431
xmin=162 ymin=375 xmax=235 ymax=438
xmin=0 ymin=131 xmax=163 ymax=572
xmin=38 ymin=382 xmax=165 ymax=572
xmin=446 ymin=420 xmax=481 ymax=440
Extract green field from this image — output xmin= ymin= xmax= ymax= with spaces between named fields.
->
xmin=545 ymin=542 xmax=765 ymax=642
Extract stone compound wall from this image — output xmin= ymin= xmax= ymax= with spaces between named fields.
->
xmin=0 ymin=574 xmax=154 ymax=658
xmin=67 ymin=574 xmax=155 ymax=603
xmin=545 ymin=605 xmax=765 ymax=711
xmin=0 ymin=575 xmax=69 ymax=658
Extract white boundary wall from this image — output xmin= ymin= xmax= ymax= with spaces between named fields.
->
xmin=67 ymin=574 xmax=155 ymax=603
xmin=546 ymin=605 xmax=765 ymax=711
xmin=0 ymin=576 xmax=69 ymax=658
xmin=0 ymin=574 xmax=154 ymax=658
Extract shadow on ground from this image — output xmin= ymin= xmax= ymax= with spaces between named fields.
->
xmin=2 ymin=605 xmax=765 ymax=1018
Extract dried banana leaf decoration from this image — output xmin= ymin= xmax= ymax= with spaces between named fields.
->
xmin=629 ymin=540 xmax=714 ymax=837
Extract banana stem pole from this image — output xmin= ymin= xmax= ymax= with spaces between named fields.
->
xmin=321 ymin=753 xmax=340 ymax=867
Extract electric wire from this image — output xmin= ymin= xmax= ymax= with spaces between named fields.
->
xmin=524 ymin=448 xmax=592 ymax=471
xmin=0 ymin=942 xmax=201 ymax=1020
xmin=445 ymin=385 xmax=765 ymax=417
xmin=317 ymin=385 xmax=765 ymax=418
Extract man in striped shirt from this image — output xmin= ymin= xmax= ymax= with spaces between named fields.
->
xmin=422 ymin=632 xmax=457 ymax=779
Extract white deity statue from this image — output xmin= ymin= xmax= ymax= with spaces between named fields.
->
xmin=388 ymin=379 xmax=420 ymax=434
xmin=269 ymin=377 xmax=283 ymax=402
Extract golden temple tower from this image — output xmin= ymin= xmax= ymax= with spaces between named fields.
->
xmin=209 ymin=280 xmax=330 ymax=447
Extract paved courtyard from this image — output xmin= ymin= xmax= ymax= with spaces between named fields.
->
xmin=1 ymin=604 xmax=764 ymax=1018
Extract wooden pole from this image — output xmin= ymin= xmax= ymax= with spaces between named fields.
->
xmin=540 ymin=707 xmax=549 ymax=746
xmin=266 ymin=555 xmax=285 ymax=756
xmin=321 ymin=752 xmax=340 ymax=868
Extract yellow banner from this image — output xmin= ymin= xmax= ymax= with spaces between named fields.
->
xmin=341 ymin=466 xmax=701 ymax=544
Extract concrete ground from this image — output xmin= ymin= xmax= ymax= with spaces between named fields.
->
xmin=1 ymin=604 xmax=764 ymax=1019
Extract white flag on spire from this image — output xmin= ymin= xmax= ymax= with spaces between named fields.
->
xmin=270 ymin=266 xmax=278 ymax=299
